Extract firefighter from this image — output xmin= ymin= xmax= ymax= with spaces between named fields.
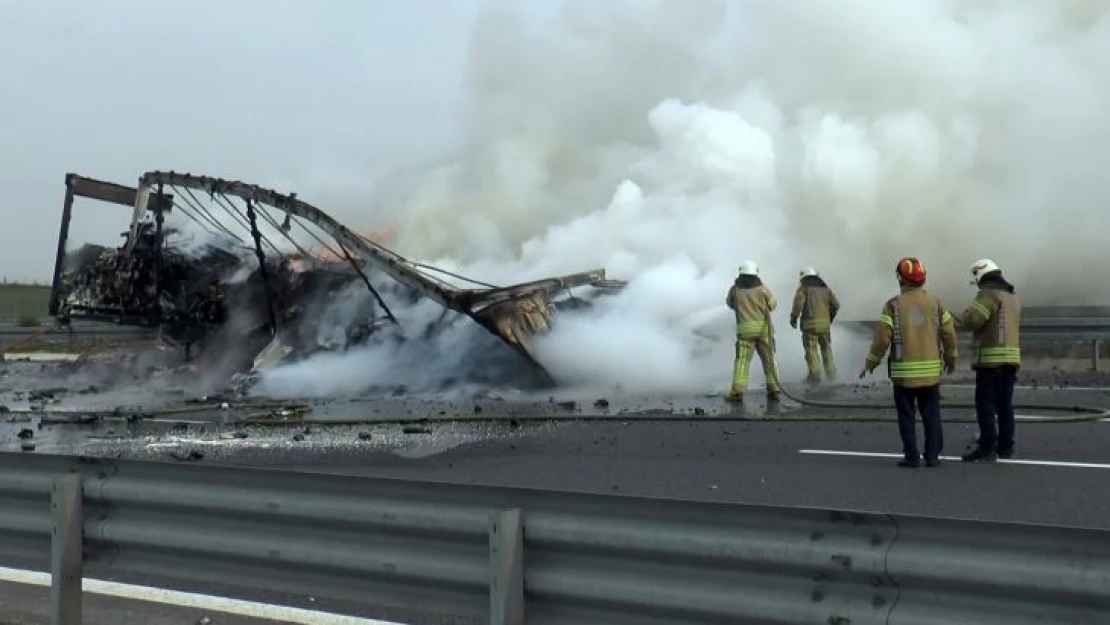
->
xmin=858 ymin=257 xmax=958 ymax=468
xmin=789 ymin=267 xmax=840 ymax=385
xmin=959 ymin=258 xmax=1021 ymax=462
xmin=725 ymin=260 xmax=780 ymax=403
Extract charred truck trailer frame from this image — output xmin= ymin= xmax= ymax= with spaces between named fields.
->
xmin=48 ymin=172 xmax=626 ymax=386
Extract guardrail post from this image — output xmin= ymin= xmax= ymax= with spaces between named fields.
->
xmin=489 ymin=508 xmax=524 ymax=625
xmin=51 ymin=474 xmax=83 ymax=625
xmin=1094 ymin=340 xmax=1101 ymax=373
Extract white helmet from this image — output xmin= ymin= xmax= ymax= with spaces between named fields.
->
xmin=969 ymin=258 xmax=1000 ymax=285
xmin=800 ymin=266 xmax=818 ymax=278
xmin=738 ymin=260 xmax=759 ymax=276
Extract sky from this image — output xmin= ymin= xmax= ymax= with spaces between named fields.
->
xmin=0 ymin=0 xmax=496 ymax=282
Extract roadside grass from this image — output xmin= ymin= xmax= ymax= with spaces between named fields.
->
xmin=0 ymin=282 xmax=51 ymax=325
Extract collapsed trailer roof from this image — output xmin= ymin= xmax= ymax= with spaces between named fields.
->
xmin=49 ymin=172 xmax=627 ymax=386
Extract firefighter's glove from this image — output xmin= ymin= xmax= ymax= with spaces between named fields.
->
xmin=857 ymin=364 xmax=873 ymax=380
xmin=789 ymin=316 xmax=798 ymax=329
xmin=944 ymin=360 xmax=956 ymax=375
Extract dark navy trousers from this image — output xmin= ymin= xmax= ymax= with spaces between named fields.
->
xmin=974 ymin=365 xmax=1018 ymax=453
xmin=893 ymin=384 xmax=943 ymax=461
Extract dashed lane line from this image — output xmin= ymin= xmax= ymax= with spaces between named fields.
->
xmin=799 ymin=449 xmax=1110 ymax=469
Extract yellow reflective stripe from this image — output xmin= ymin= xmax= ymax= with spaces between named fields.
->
xmin=940 ymin=310 xmax=952 ymax=324
xmin=801 ymin=318 xmax=831 ymax=331
xmin=979 ymin=346 xmax=1020 ymax=355
xmin=890 ymin=359 xmax=943 ymax=378
xmin=866 ymin=353 xmax=882 ymax=366
xmin=736 ymin=321 xmax=767 ymax=334
xmin=970 ymin=301 xmax=991 ymax=319
xmin=975 ymin=346 xmax=1021 ymax=364
xmin=877 ymin=314 xmax=893 ymax=327
xmin=892 ymin=359 xmax=943 ymax=368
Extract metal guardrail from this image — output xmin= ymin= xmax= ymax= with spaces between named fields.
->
xmin=841 ymin=317 xmax=1110 ymax=341
xmin=841 ymin=317 xmax=1110 ymax=371
xmin=1022 ymin=306 xmax=1110 ymax=317
xmin=0 ymin=322 xmax=155 ymax=344
xmin=1 ymin=453 xmax=1109 ymax=625
xmin=841 ymin=317 xmax=1110 ymax=372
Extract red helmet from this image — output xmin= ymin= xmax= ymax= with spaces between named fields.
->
xmin=895 ymin=257 xmax=926 ymax=286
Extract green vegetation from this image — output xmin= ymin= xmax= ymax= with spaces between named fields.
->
xmin=0 ymin=281 xmax=52 ymax=324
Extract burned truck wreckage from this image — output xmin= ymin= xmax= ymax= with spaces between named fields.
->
xmin=48 ymin=172 xmax=626 ymax=391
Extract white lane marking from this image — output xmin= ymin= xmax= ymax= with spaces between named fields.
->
xmin=0 ymin=353 xmax=82 ymax=362
xmin=799 ymin=449 xmax=1110 ymax=470
xmin=1013 ymin=414 xmax=1098 ymax=421
xmin=946 ymin=384 xmax=1106 ymax=392
xmin=822 ymin=414 xmax=1108 ymax=421
xmin=0 ymin=565 xmax=406 ymax=625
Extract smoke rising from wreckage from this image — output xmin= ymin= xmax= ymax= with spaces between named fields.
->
xmin=49 ymin=172 xmax=627 ymax=394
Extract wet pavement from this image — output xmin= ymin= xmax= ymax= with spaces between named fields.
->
xmin=1 ymin=355 xmax=1108 ymax=464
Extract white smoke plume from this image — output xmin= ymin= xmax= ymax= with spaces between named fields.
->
xmin=256 ymin=0 xmax=1110 ymax=397
xmin=163 ymin=217 xmax=249 ymax=264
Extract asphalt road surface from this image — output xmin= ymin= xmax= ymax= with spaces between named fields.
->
xmin=207 ymin=417 xmax=1110 ymax=529
xmin=2 ymin=362 xmax=1110 ymax=624
xmin=0 ymin=579 xmax=328 ymax=625
xmin=0 ymin=563 xmax=468 ymax=625
xmin=4 ymin=373 xmax=1109 ymax=532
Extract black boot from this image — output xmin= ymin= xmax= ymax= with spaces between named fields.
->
xmin=898 ymin=456 xmax=921 ymax=468
xmin=962 ymin=447 xmax=997 ymax=463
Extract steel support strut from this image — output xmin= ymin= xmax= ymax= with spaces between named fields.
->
xmin=244 ymin=198 xmax=279 ymax=337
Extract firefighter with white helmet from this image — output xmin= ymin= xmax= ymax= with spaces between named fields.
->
xmin=724 ymin=260 xmax=780 ymax=403
xmin=959 ymin=258 xmax=1022 ymax=462
xmin=790 ymin=266 xmax=840 ymax=385
xmin=859 ymin=257 xmax=959 ymax=468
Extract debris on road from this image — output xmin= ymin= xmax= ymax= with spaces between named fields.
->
xmin=48 ymin=172 xmax=626 ymax=391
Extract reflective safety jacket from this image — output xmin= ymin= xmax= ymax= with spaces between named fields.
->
xmin=866 ymin=286 xmax=959 ymax=388
xmin=726 ymin=276 xmax=777 ymax=340
xmin=790 ymin=276 xmax=840 ymax=333
xmin=959 ymin=274 xmax=1021 ymax=369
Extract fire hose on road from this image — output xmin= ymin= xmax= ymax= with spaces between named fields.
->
xmin=1 ymin=318 xmax=1107 ymax=425
xmin=761 ymin=314 xmax=1110 ymax=422
xmin=4 ymin=388 xmax=1108 ymax=426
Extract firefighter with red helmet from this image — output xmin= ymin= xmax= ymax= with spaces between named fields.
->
xmin=859 ymin=257 xmax=959 ymax=468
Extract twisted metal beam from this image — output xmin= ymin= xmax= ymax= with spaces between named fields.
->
xmin=136 ymin=172 xmax=615 ymax=313
xmin=132 ymin=171 xmax=626 ymax=380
